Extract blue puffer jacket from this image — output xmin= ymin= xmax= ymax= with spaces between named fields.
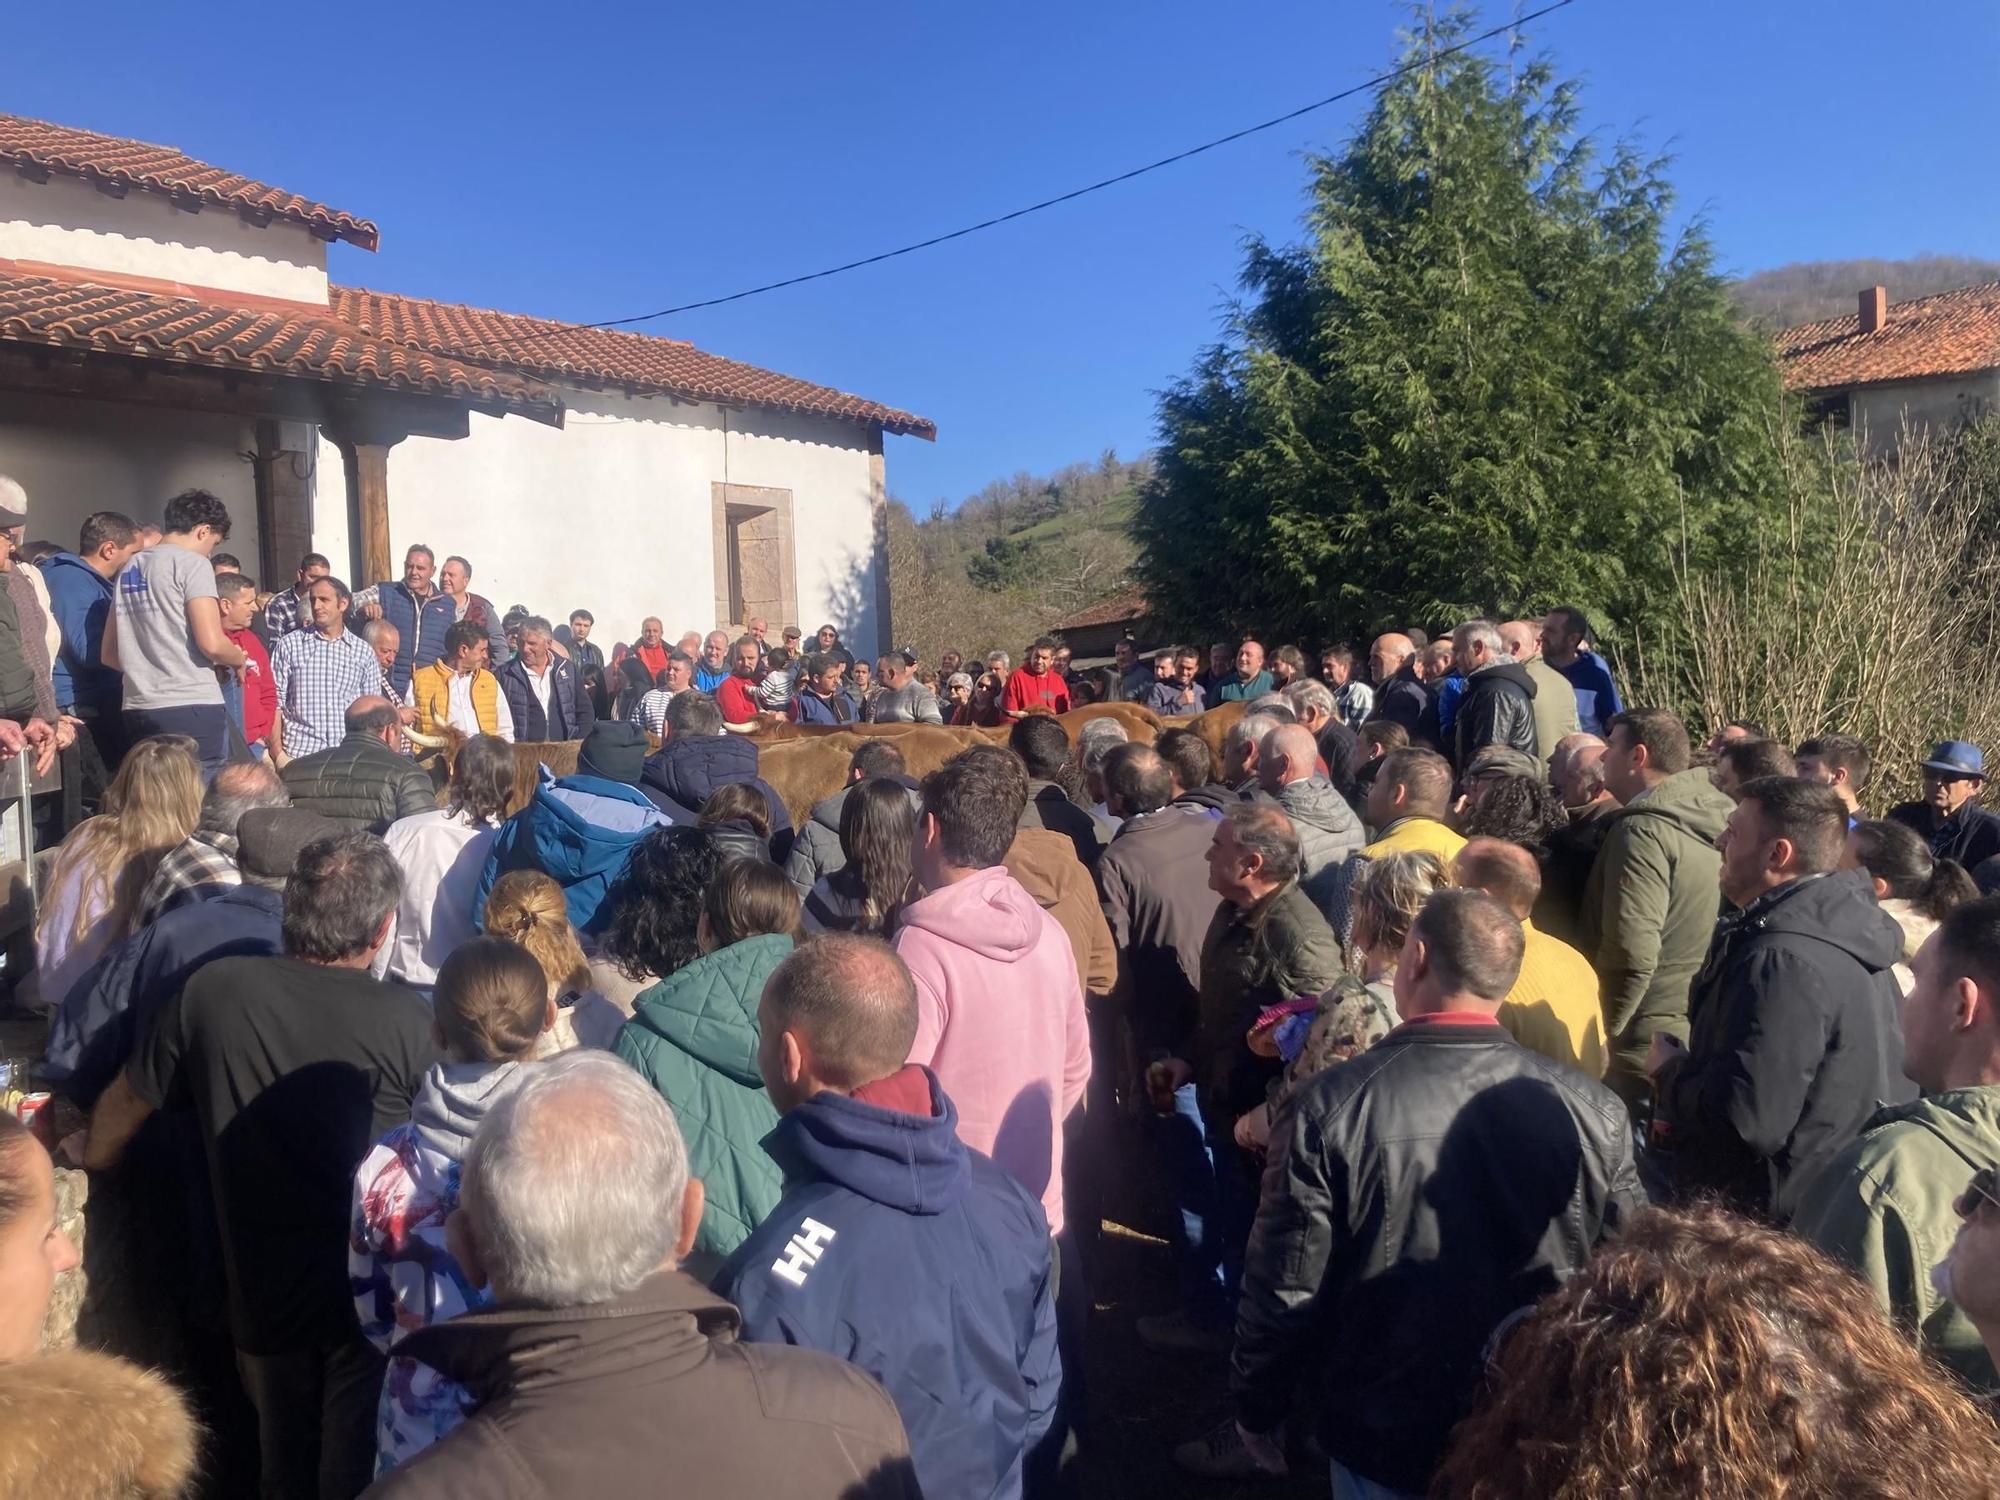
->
xmin=45 ymin=885 xmax=284 ymax=1103
xmin=719 ymin=1067 xmax=1060 ymax=1500
xmin=370 ymin=583 xmax=456 ymax=698
xmin=40 ymin=551 xmax=118 ymax=714
xmin=639 ymin=735 xmax=793 ymax=860
xmin=473 ymin=770 xmax=667 ymax=935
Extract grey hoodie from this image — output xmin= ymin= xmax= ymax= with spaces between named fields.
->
xmin=413 ymin=1061 xmax=527 ymax=1158
xmin=1273 ymin=776 xmax=1365 ymax=912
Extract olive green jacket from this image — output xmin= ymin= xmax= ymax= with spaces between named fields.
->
xmin=1578 ymin=768 xmax=1733 ymax=1084
xmin=1793 ymin=1086 xmax=2000 ymax=1391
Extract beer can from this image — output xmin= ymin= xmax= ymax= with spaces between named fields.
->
xmin=16 ymin=1092 xmax=52 ymax=1144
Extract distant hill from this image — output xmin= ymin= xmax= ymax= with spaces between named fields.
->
xmin=1732 ymin=254 xmax=2000 ymax=330
xmin=885 ymin=451 xmax=1150 ymax=662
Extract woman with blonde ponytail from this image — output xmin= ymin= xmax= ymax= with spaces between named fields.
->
xmin=481 ymin=869 xmax=597 ymax=1056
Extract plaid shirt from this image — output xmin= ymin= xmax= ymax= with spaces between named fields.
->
xmin=262 ymin=584 xmax=313 ymax=638
xmin=134 ymin=829 xmax=241 ymax=926
xmin=271 ymin=627 xmax=380 ymax=756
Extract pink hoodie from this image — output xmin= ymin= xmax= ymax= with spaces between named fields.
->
xmin=894 ymin=865 xmax=1091 ymax=1234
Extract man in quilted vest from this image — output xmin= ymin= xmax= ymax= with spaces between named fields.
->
xmin=412 ymin=621 xmax=512 ymax=743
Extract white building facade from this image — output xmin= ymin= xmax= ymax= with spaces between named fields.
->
xmin=0 ymin=114 xmax=930 ymax=660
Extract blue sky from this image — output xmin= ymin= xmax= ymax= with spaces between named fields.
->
xmin=12 ymin=0 xmax=1996 ymax=508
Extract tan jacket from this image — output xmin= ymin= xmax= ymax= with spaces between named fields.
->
xmin=1005 ymin=826 xmax=1117 ymax=1001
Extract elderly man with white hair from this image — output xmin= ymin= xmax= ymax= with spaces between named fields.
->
xmin=1221 ymin=710 xmax=1287 ymax=796
xmin=1449 ymin=618 xmax=1538 ymax=774
xmin=367 ymin=1051 xmax=919 ymax=1499
xmin=1076 ymin=715 xmax=1130 ymax=823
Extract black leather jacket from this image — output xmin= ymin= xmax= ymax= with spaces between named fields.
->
xmin=1453 ymin=661 xmax=1538 ymax=772
xmin=279 ymin=732 xmax=436 ymax=834
xmin=1232 ymin=1017 xmax=1642 ymax=1493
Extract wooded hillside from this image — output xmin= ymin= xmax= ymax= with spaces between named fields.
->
xmin=1730 ymin=254 xmax=2000 ymax=329
xmin=886 ymin=450 xmax=1149 ymax=664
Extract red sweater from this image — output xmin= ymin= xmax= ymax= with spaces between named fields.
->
xmin=229 ymin=627 xmax=276 ymax=744
xmin=1002 ymin=667 xmax=1070 ymax=716
xmin=715 ymin=673 xmax=762 ymax=724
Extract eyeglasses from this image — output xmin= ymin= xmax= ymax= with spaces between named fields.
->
xmin=1960 ymin=1166 xmax=2000 ymax=1217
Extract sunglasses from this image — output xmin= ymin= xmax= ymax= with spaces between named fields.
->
xmin=1959 ymin=1167 xmax=2000 ymax=1217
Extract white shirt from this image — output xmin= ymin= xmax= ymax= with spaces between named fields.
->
xmin=447 ymin=669 xmax=514 ymax=743
xmin=372 ymin=808 xmax=499 ymax=986
xmin=525 ymin=661 xmax=554 ymax=721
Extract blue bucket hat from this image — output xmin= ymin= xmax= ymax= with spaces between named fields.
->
xmin=1920 ymin=741 xmax=1986 ymax=780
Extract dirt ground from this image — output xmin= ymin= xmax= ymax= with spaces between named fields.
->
xmin=1073 ymin=1114 xmax=1330 ymax=1500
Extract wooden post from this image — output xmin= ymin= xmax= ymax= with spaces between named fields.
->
xmin=253 ymin=420 xmax=315 ymax=587
xmin=351 ymin=443 xmax=393 ymax=588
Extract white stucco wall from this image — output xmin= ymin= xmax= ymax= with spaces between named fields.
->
xmin=0 ymin=389 xmax=259 ymax=559
xmin=0 ymin=171 xmax=330 ymax=304
xmin=1851 ymin=372 xmax=2000 ymax=452
xmin=313 ymin=390 xmax=887 ymax=658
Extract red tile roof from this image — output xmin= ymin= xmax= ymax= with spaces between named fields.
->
xmin=0 ymin=269 xmax=558 ymax=421
xmin=1058 ymin=586 xmax=1153 ymax=631
xmin=0 ymin=114 xmax=378 ymax=251
xmin=330 ymin=286 xmax=937 ymax=440
xmin=1775 ymin=282 xmax=2000 ymax=391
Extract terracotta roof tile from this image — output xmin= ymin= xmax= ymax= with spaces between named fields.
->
xmin=0 ymin=114 xmax=378 ymax=251
xmin=1059 ymin=586 xmax=1152 ymax=631
xmin=1775 ymin=282 xmax=2000 ymax=391
xmin=330 ymin=286 xmax=936 ymax=440
xmin=0 ymin=270 xmax=558 ymax=421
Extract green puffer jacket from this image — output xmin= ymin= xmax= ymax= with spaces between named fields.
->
xmin=1578 ymin=767 xmax=1733 ymax=1097
xmin=614 ymin=933 xmax=795 ymax=1265
xmin=1792 ymin=1086 xmax=2000 ymax=1392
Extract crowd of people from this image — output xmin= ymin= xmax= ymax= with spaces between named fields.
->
xmin=8 ymin=477 xmax=2000 ymax=1497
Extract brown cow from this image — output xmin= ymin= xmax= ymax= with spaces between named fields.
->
xmin=758 ymin=725 xmax=988 ymax=826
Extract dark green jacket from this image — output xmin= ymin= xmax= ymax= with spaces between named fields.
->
xmin=1793 ymin=1086 xmax=2000 ymax=1392
xmin=615 ymin=933 xmax=795 ymax=1264
xmin=1578 ymin=768 xmax=1733 ymax=1090
xmin=1196 ymin=882 xmax=1343 ymax=1108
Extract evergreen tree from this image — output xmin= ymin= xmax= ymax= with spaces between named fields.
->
xmin=1135 ymin=9 xmax=1788 ymax=650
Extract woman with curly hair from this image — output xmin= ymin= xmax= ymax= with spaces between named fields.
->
xmin=1433 ymin=1203 xmax=2000 ymax=1499
xmin=582 ymin=825 xmax=721 ymax=1044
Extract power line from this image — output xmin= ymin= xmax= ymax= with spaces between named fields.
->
xmin=457 ymin=0 xmax=1580 ymax=357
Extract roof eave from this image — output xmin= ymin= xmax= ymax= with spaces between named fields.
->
xmin=1784 ymin=363 xmax=2000 ymax=396
xmin=8 ymin=154 xmax=380 ymax=252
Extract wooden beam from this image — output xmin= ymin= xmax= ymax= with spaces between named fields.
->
xmin=254 ymin=420 xmax=315 ymax=587
xmin=349 ymin=443 xmax=394 ymax=589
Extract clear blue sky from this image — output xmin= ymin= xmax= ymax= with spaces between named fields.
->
xmin=13 ymin=0 xmax=1996 ymax=508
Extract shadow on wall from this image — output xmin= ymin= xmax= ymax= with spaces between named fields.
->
xmin=817 ymin=550 xmax=885 ymax=661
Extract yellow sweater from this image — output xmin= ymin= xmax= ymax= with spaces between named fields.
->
xmin=1499 ymin=918 xmax=1607 ymax=1079
xmin=1360 ymin=816 xmax=1467 ymax=866
xmin=411 ymin=660 xmax=504 ymax=739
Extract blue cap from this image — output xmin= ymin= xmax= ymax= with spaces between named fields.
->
xmin=1921 ymin=741 xmax=1986 ymax=779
